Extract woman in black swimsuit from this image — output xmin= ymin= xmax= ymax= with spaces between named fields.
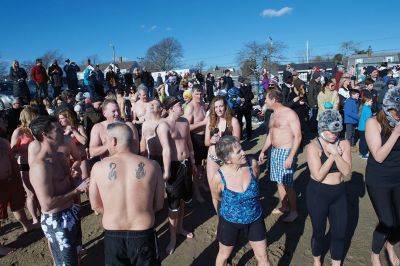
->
xmin=365 ymin=87 xmax=400 ymax=266
xmin=306 ymin=109 xmax=351 ymax=266
xmin=205 ymin=96 xmax=241 ymax=215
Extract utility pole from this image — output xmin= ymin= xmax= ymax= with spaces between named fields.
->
xmin=306 ymin=40 xmax=309 ymax=63
xmin=109 ymin=44 xmax=116 ymax=71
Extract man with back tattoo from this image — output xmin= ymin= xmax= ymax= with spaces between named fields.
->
xmin=89 ymin=122 xmax=164 ymax=265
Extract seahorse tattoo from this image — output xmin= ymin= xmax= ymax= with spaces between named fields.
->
xmin=136 ymin=162 xmax=145 ymax=179
xmin=108 ymin=162 xmax=117 ymax=181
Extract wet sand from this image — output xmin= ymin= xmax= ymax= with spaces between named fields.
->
xmin=0 ymin=125 xmax=397 ymax=265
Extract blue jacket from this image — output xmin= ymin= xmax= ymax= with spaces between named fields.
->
xmin=358 ymin=104 xmax=372 ymax=131
xmin=344 ymin=98 xmax=359 ymax=124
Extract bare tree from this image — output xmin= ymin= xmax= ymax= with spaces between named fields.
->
xmin=236 ymin=40 xmax=286 ymax=75
xmin=192 ymin=61 xmax=205 ymax=72
xmin=340 ymin=41 xmax=360 ymax=57
xmin=240 ymin=59 xmax=257 ymax=79
xmin=142 ymin=37 xmax=183 ymax=71
xmin=39 ymin=50 xmax=64 ymax=68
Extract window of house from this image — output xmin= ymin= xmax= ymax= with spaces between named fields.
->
xmin=385 ymin=56 xmax=394 ymax=62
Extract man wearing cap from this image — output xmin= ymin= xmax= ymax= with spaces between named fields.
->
xmin=237 ymin=76 xmax=254 ymax=141
xmin=156 ymin=96 xmax=196 ymax=255
xmin=364 ymin=66 xmax=387 ymax=109
xmin=63 ymin=59 xmax=80 ymax=93
xmin=83 ymin=95 xmax=105 ymax=141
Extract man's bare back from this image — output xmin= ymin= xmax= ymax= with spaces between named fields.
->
xmin=90 ymin=154 xmax=163 ymax=230
xmin=269 ymin=107 xmax=299 ymax=149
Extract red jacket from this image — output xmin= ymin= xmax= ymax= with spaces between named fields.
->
xmin=31 ymin=65 xmax=48 ymax=84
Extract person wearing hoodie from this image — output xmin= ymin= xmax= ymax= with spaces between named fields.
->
xmin=63 ymin=59 xmax=80 ymax=93
xmin=344 ymin=89 xmax=360 ymax=152
xmin=83 ymin=59 xmax=96 ymax=97
xmin=9 ymin=60 xmax=31 ymax=104
xmin=358 ymin=96 xmax=373 ymax=159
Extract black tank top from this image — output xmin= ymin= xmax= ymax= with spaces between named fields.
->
xmin=366 ymin=131 xmax=400 ymax=187
xmin=316 ymin=138 xmax=340 ymax=174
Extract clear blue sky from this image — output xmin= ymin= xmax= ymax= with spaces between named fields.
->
xmin=1 ymin=0 xmax=400 ymax=69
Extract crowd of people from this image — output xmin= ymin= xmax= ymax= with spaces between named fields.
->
xmin=0 ymin=57 xmax=400 ymax=266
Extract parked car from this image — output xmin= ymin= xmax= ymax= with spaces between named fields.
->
xmin=0 ymin=81 xmax=15 ymax=110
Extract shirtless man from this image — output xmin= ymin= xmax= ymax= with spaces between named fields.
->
xmin=0 ymin=114 xmax=36 ymax=256
xmin=157 ymin=96 xmax=196 ymax=255
xmin=132 ymin=85 xmax=150 ymax=139
xmin=29 ymin=116 xmax=89 ymax=265
xmin=184 ymin=84 xmax=208 ymax=202
xmin=259 ymin=89 xmax=302 ymax=222
xmin=89 ymin=122 xmax=164 ymax=265
xmin=140 ymin=100 xmax=163 ymax=166
xmin=90 ymin=98 xmax=139 ymax=158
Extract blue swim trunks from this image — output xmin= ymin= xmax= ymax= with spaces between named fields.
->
xmin=270 ymin=147 xmax=295 ymax=187
xmin=40 ymin=204 xmax=81 ymax=266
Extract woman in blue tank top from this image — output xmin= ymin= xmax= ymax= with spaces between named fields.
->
xmin=210 ymin=135 xmax=270 ymax=266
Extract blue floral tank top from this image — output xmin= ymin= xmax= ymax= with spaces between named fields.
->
xmin=218 ymin=159 xmax=262 ymax=224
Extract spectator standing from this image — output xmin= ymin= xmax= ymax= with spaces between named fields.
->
xmin=344 ymin=89 xmax=360 ymax=152
xmin=307 ymin=72 xmax=321 ymax=132
xmin=358 ymin=96 xmax=373 ymax=159
xmin=30 ymin=58 xmax=48 ymax=98
xmin=205 ymin=73 xmax=215 ymax=103
xmin=47 ymin=60 xmax=63 ymax=98
xmin=9 ymin=60 xmax=31 ymax=104
xmin=63 ymin=59 xmax=80 ymax=93
xmin=237 ymin=76 xmax=254 ymax=141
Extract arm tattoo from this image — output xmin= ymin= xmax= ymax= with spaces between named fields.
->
xmin=136 ymin=162 xmax=146 ymax=179
xmin=108 ymin=162 xmax=117 ymax=181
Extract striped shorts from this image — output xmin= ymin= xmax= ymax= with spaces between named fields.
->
xmin=270 ymin=147 xmax=294 ymax=187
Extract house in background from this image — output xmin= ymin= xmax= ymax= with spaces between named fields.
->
xmin=347 ymin=47 xmax=400 ymax=80
xmin=277 ymin=62 xmax=336 ymax=82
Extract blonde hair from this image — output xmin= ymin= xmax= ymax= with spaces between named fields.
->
xmin=339 ymin=77 xmax=350 ymax=89
xmin=20 ymin=106 xmax=38 ymax=129
xmin=183 ymin=90 xmax=192 ymax=100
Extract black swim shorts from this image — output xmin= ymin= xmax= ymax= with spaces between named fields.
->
xmin=166 ymin=159 xmax=193 ymax=211
xmin=191 ymin=133 xmax=208 ymax=165
xmin=217 ymin=215 xmax=266 ymax=246
xmin=104 ymin=228 xmax=160 ymax=266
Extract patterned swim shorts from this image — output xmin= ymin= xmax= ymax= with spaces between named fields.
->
xmin=41 ymin=204 xmax=81 ymax=266
xmin=270 ymin=147 xmax=295 ymax=187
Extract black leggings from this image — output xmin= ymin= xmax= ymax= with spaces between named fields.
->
xmin=306 ymin=178 xmax=347 ymax=261
xmin=366 ymin=184 xmax=400 ymax=254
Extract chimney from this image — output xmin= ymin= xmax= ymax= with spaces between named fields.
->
xmin=118 ymin=57 xmax=123 ymax=63
xmin=367 ymin=46 xmax=372 ymax=58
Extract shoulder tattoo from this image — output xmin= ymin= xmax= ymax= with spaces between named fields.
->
xmin=108 ymin=162 xmax=117 ymax=181
xmin=136 ymin=162 xmax=146 ymax=179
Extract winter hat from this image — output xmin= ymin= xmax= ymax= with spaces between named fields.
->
xmin=183 ymin=90 xmax=192 ymax=100
xmin=318 ymin=109 xmax=343 ymax=134
xmin=282 ymin=70 xmax=293 ymax=84
xmin=75 ymin=92 xmax=84 ymax=102
xmin=382 ymin=86 xmax=400 ymax=127
xmin=238 ymin=76 xmax=245 ymax=83
xmin=365 ymin=66 xmax=377 ymax=76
